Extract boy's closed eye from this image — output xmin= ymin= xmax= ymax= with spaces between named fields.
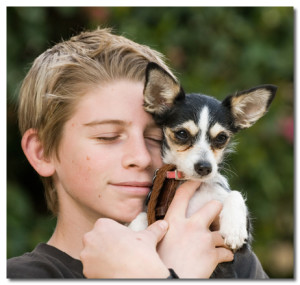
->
xmin=145 ymin=136 xmax=162 ymax=146
xmin=144 ymin=128 xmax=163 ymax=146
xmin=96 ymin=134 xmax=122 ymax=142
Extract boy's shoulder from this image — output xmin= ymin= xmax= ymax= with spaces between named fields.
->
xmin=7 ymin=243 xmax=84 ymax=278
xmin=233 ymin=246 xmax=269 ymax=279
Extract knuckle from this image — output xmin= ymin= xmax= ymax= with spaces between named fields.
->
xmin=166 ymin=215 xmax=184 ymax=228
xmin=185 ymin=219 xmax=198 ymax=232
xmin=95 ymin=217 xmax=110 ymax=227
xmin=79 ymin=250 xmax=87 ymax=262
xmin=94 ymin=218 xmax=116 ymax=233
xmin=218 ymin=248 xmax=234 ymax=263
xmin=228 ymin=250 xmax=234 ymax=261
xmin=82 ymin=232 xmax=91 ymax=245
xmin=82 ymin=266 xmax=90 ymax=278
xmin=141 ymin=225 xmax=159 ymax=242
xmin=208 ymin=200 xmax=223 ymax=209
xmin=210 ymin=199 xmax=223 ymax=209
xmin=202 ymin=232 xmax=214 ymax=245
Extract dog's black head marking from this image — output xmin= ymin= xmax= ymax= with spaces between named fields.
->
xmin=143 ymin=62 xmax=277 ymax=180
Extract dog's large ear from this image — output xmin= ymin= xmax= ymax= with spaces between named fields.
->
xmin=222 ymin=85 xmax=277 ymax=130
xmin=143 ymin=62 xmax=185 ymax=115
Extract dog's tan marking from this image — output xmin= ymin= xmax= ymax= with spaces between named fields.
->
xmin=209 ymin=123 xmax=232 ymax=162
xmin=179 ymin=120 xmax=199 ymax=136
xmin=165 ymin=127 xmax=193 ymax=152
xmin=177 ymin=145 xmax=193 ymax=152
xmin=209 ymin=123 xmax=232 ymax=138
xmin=211 ymin=147 xmax=224 ymax=162
xmin=210 ymin=123 xmax=227 ymax=138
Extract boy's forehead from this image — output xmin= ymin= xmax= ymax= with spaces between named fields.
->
xmin=73 ymin=79 xmax=144 ymax=111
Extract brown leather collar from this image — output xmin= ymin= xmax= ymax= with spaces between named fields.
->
xmin=147 ymin=164 xmax=184 ymax=225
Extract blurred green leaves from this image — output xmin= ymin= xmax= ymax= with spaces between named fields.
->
xmin=7 ymin=182 xmax=56 ymax=258
xmin=7 ymin=7 xmax=293 ymax=278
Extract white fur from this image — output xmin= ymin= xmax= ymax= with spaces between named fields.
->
xmin=198 ymin=106 xmax=209 ymax=140
xmin=187 ymin=179 xmax=248 ymax=249
xmin=219 ymin=191 xmax=248 ymax=250
xmin=129 ymin=174 xmax=248 ymax=250
xmin=163 ymin=107 xmax=218 ymax=180
xmin=129 ymin=103 xmax=248 ymax=250
xmin=128 ymin=212 xmax=148 ymax=231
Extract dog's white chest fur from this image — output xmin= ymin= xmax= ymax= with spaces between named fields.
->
xmin=129 ymin=174 xmax=248 ymax=250
xmin=186 ymin=177 xmax=248 ymax=250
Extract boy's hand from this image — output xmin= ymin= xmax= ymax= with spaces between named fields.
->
xmin=158 ymin=180 xmax=234 ymax=278
xmin=80 ymin=181 xmax=234 ymax=279
xmin=80 ymin=218 xmax=170 ymax=278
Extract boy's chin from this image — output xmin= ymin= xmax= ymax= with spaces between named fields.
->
xmin=115 ymin=205 xmax=145 ymax=224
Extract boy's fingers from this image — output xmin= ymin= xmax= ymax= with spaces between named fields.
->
xmin=166 ymin=180 xmax=201 ymax=218
xmin=143 ymin=220 xmax=169 ymax=244
xmin=211 ymin=231 xmax=230 ymax=248
xmin=217 ymin=247 xmax=234 ymax=263
xmin=191 ymin=200 xmax=223 ymax=227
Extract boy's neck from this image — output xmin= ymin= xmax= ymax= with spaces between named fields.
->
xmin=47 ymin=197 xmax=101 ymax=260
xmin=47 ymin=215 xmax=92 ymax=260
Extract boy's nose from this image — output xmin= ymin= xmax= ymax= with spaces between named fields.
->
xmin=122 ymin=136 xmax=152 ymax=170
xmin=194 ymin=161 xmax=212 ymax=177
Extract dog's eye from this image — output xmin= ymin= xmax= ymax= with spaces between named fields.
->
xmin=174 ymin=129 xmax=189 ymax=141
xmin=216 ymin=133 xmax=228 ymax=143
xmin=213 ymin=132 xmax=228 ymax=147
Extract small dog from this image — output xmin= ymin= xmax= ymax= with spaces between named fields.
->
xmin=129 ymin=62 xmax=276 ymax=270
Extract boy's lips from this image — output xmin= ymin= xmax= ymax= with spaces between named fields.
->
xmin=109 ymin=181 xmax=153 ymax=195
xmin=113 ymin=181 xmax=153 ymax=187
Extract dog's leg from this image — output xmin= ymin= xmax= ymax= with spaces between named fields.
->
xmin=219 ymin=191 xmax=248 ymax=250
xmin=128 ymin=212 xmax=148 ymax=231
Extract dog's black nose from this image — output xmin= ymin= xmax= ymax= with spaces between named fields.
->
xmin=194 ymin=161 xmax=212 ymax=176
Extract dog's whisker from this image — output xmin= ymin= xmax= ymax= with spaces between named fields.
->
xmin=220 ymin=165 xmax=238 ymax=178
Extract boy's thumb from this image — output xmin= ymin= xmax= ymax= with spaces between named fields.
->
xmin=144 ymin=220 xmax=169 ymax=244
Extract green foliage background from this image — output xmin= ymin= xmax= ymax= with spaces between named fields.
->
xmin=7 ymin=7 xmax=294 ymax=278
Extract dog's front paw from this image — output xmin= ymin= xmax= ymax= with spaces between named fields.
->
xmin=220 ymin=223 xmax=248 ymax=251
xmin=128 ymin=212 xmax=148 ymax=231
xmin=219 ymin=191 xmax=248 ymax=251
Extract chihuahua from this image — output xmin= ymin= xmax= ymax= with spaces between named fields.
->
xmin=130 ymin=62 xmax=276 ymax=256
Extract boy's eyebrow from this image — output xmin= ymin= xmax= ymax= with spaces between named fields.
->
xmin=83 ymin=120 xmax=128 ymax=127
xmin=83 ymin=119 xmax=161 ymax=131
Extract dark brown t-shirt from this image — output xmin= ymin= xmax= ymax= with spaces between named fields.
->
xmin=7 ymin=243 xmax=268 ymax=279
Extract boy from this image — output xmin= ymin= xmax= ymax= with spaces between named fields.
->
xmin=7 ymin=27 xmax=267 ymax=278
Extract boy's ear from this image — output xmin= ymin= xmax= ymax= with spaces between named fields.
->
xmin=143 ymin=62 xmax=185 ymax=115
xmin=222 ymin=85 xmax=277 ymax=130
xmin=21 ymin=129 xmax=55 ymax=177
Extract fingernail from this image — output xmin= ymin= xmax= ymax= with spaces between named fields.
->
xmin=159 ymin=220 xmax=169 ymax=230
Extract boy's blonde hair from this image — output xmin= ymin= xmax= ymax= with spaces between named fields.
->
xmin=18 ymin=27 xmax=175 ymax=215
